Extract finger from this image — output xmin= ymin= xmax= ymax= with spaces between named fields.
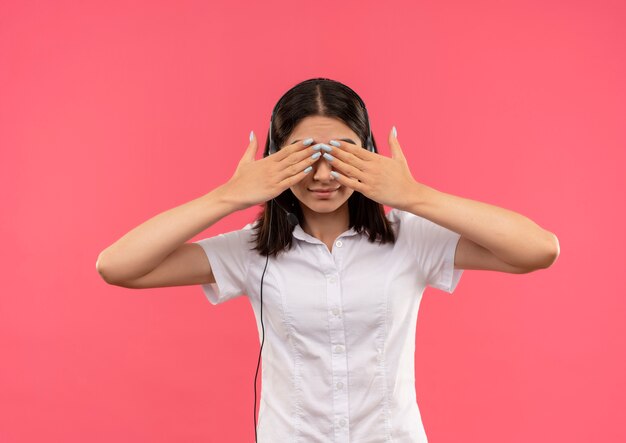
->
xmin=243 ymin=130 xmax=258 ymax=161
xmin=323 ymin=152 xmax=366 ymax=183
xmin=388 ymin=126 xmax=406 ymax=162
xmin=275 ymin=139 xmax=325 ymax=180
xmin=290 ymin=141 xmax=328 ymax=164
xmin=324 ymin=140 xmax=368 ymax=171
xmin=276 ymin=147 xmax=325 ymax=183
xmin=328 ymin=170 xmax=364 ymax=193
xmin=328 ymin=139 xmax=377 ymax=162
xmin=279 ymin=161 xmax=317 ymax=188
xmin=273 ymin=137 xmax=314 ymax=161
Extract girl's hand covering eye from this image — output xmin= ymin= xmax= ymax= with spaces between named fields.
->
xmin=221 ymin=133 xmax=319 ymax=211
xmin=323 ymin=126 xmax=421 ymax=210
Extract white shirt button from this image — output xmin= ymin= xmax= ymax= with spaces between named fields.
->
xmin=334 ymin=345 xmax=344 ymax=353
xmin=329 ymin=275 xmax=337 ymax=284
xmin=335 ymin=240 xmax=343 ymax=247
xmin=331 ymin=307 xmax=340 ymax=316
xmin=336 ymin=381 xmax=343 ymax=389
xmin=338 ymin=418 xmax=346 ymax=427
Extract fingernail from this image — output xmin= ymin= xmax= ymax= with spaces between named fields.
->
xmin=392 ymin=126 xmax=397 ymax=138
xmin=250 ymin=130 xmax=254 ymax=142
xmin=330 ymin=171 xmax=339 ymax=179
xmin=304 ymin=166 xmax=313 ymax=173
xmin=311 ymin=151 xmax=322 ymax=159
xmin=323 ymin=153 xmax=334 ymax=162
xmin=303 ymin=137 xmax=314 ymax=146
xmin=312 ymin=143 xmax=332 ymax=152
xmin=329 ymin=140 xmax=341 ymax=147
xmin=315 ymin=143 xmax=332 ymax=152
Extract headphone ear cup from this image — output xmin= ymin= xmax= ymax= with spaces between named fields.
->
xmin=367 ymin=137 xmax=376 ymax=153
xmin=265 ymin=140 xmax=275 ymax=158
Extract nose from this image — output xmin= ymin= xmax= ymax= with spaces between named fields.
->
xmin=312 ymin=156 xmax=336 ymax=182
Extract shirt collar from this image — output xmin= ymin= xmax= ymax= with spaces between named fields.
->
xmin=292 ymin=223 xmax=360 ymax=244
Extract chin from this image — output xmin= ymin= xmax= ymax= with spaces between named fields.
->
xmin=302 ymin=195 xmax=352 ymax=212
xmin=292 ymin=187 xmax=353 ymax=210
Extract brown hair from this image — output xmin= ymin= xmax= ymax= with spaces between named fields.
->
xmin=250 ymin=77 xmax=397 ymax=258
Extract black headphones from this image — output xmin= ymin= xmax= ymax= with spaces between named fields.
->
xmin=253 ymin=85 xmax=376 ymax=442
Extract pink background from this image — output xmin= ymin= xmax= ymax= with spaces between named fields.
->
xmin=1 ymin=0 xmax=624 ymax=441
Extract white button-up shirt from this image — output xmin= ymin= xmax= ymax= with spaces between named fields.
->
xmin=194 ymin=208 xmax=464 ymax=442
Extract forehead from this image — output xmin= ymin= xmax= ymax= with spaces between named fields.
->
xmin=288 ymin=115 xmax=359 ymax=142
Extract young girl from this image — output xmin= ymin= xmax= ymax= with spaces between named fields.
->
xmin=97 ymin=78 xmax=559 ymax=442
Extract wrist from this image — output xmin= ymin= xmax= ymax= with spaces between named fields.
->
xmin=404 ymin=181 xmax=436 ymax=216
xmin=206 ymin=183 xmax=245 ymax=213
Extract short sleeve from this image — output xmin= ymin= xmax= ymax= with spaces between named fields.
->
xmin=389 ymin=208 xmax=464 ymax=294
xmin=192 ymin=223 xmax=255 ymax=305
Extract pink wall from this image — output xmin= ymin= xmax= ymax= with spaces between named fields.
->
xmin=1 ymin=0 xmax=624 ymax=441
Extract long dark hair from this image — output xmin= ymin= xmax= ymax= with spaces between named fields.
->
xmin=250 ymin=77 xmax=397 ymax=258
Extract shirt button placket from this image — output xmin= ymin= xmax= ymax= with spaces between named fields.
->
xmin=327 ymin=238 xmax=349 ymax=442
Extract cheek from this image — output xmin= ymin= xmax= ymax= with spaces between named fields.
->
xmin=290 ymin=185 xmax=307 ymax=199
xmin=340 ymin=187 xmax=354 ymax=197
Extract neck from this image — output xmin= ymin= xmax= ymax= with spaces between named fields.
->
xmin=300 ymin=203 xmax=350 ymax=241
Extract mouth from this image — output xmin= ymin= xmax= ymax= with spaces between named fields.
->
xmin=309 ymin=187 xmax=340 ymax=197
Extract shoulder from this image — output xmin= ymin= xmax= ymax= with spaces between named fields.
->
xmin=386 ymin=207 xmax=421 ymax=222
xmin=386 ymin=207 xmax=422 ymax=232
xmin=385 ymin=208 xmax=453 ymax=246
xmin=196 ymin=221 xmax=258 ymax=251
xmin=386 ymin=207 xmax=443 ymax=229
xmin=238 ymin=222 xmax=258 ymax=246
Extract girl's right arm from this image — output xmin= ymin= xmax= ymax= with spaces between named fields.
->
xmin=96 ymin=133 xmax=321 ymax=288
xmin=96 ymin=184 xmax=239 ymax=287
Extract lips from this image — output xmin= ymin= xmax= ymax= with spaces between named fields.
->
xmin=309 ymin=187 xmax=339 ymax=198
xmin=309 ymin=187 xmax=340 ymax=192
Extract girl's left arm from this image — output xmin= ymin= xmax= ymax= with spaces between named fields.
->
xmin=401 ymin=182 xmax=560 ymax=272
